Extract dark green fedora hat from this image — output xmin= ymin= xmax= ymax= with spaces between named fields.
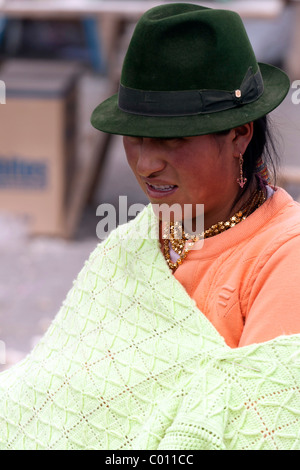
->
xmin=91 ymin=2 xmax=290 ymax=138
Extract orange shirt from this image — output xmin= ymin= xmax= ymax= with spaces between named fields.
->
xmin=173 ymin=188 xmax=300 ymax=348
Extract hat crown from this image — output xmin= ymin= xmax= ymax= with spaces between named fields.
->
xmin=121 ymin=3 xmax=258 ymax=92
xmin=91 ymin=2 xmax=290 ymax=138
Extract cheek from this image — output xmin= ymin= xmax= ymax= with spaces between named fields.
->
xmin=174 ymin=156 xmax=208 ymax=186
xmin=177 ymin=158 xmax=223 ymax=198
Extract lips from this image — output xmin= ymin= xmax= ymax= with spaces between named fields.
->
xmin=148 ymin=183 xmax=177 ymax=191
xmin=145 ymin=182 xmax=178 ymax=198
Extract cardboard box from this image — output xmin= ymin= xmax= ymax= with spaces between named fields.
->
xmin=0 ymin=60 xmax=82 ymax=236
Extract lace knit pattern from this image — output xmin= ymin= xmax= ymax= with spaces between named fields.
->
xmin=0 ymin=206 xmax=299 ymax=450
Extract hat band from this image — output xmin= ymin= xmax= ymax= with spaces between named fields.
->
xmin=118 ymin=67 xmax=264 ymax=117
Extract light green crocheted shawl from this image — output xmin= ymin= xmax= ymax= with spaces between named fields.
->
xmin=0 ymin=205 xmax=300 ymax=450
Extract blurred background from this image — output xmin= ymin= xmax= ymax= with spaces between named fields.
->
xmin=0 ymin=0 xmax=300 ymax=371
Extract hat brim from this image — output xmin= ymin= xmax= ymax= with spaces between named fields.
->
xmin=91 ymin=63 xmax=290 ymax=138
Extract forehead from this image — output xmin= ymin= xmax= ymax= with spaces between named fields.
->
xmin=123 ymin=135 xmax=230 ymax=158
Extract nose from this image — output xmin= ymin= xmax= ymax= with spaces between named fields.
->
xmin=136 ymin=138 xmax=166 ymax=177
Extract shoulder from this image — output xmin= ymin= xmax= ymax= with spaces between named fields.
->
xmin=240 ymin=187 xmax=300 ymax=257
xmin=256 ymin=187 xmax=300 ymax=254
xmin=238 ymin=188 xmax=300 ymax=300
xmin=235 ymin=188 xmax=300 ymax=297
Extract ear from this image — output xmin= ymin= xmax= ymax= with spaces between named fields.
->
xmin=232 ymin=122 xmax=254 ymax=157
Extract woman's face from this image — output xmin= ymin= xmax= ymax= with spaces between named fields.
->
xmin=123 ymin=129 xmax=251 ymax=227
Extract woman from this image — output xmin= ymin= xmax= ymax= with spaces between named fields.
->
xmin=0 ymin=3 xmax=300 ymax=450
xmin=91 ymin=2 xmax=300 ymax=349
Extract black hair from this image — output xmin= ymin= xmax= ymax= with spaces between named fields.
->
xmin=243 ymin=115 xmax=280 ymax=188
xmin=217 ymin=115 xmax=280 ymax=203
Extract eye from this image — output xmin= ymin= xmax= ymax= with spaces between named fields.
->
xmin=163 ymin=138 xmax=185 ymax=147
xmin=125 ymin=136 xmax=143 ymax=145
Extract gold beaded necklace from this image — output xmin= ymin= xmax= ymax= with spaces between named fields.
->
xmin=162 ymin=187 xmax=266 ymax=272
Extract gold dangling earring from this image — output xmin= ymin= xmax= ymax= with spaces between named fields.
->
xmin=237 ymin=153 xmax=247 ymax=188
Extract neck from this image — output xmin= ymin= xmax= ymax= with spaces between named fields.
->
xmin=159 ymin=177 xmax=267 ymax=271
xmin=159 ymin=177 xmax=265 ymax=244
xmin=202 ymin=177 xmax=259 ymax=231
